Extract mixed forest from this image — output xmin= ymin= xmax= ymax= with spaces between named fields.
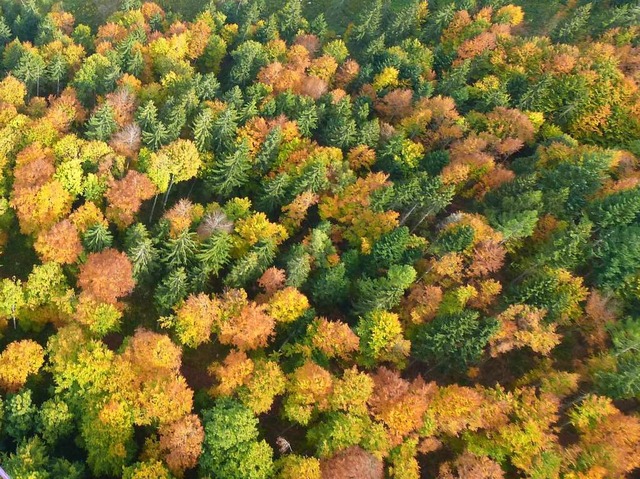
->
xmin=0 ymin=0 xmax=639 ymax=477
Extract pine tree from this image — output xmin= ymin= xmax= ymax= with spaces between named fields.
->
xmin=279 ymin=0 xmax=306 ymax=41
xmin=82 ymin=224 xmax=114 ymax=252
xmin=413 ymin=310 xmax=499 ymax=370
xmin=197 ymin=232 xmax=233 ymax=276
xmin=552 ymin=3 xmax=593 ymax=43
xmin=226 ymin=240 xmax=277 ymax=288
xmin=125 ymin=223 xmax=159 ymax=280
xmin=353 ymin=265 xmax=417 ymax=315
xmin=350 ymin=0 xmax=383 ymax=44
xmin=207 ymin=139 xmax=252 ymax=198
xmin=137 ymin=101 xmax=169 ymax=150
xmin=15 ymin=50 xmax=46 ymax=97
xmin=86 ymin=104 xmax=118 ymax=141
xmin=193 ymin=108 xmax=215 ymax=152
xmin=229 ymin=40 xmax=267 ymax=87
xmin=212 ymin=106 xmax=239 ymax=153
xmin=47 ymin=53 xmax=67 ymax=95
xmin=155 ymin=267 xmax=189 ymax=312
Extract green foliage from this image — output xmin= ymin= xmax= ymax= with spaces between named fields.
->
xmin=83 ymin=223 xmax=113 ymax=252
xmin=229 ymin=41 xmax=267 ymax=87
xmin=594 ymin=225 xmax=640 ymax=291
xmin=207 ymin=139 xmax=252 ymax=198
xmin=552 ymin=3 xmax=592 ymax=43
xmin=86 ymin=103 xmax=118 ymax=141
xmin=200 ymin=398 xmax=274 ymax=479
xmin=154 ymin=267 xmax=189 ymax=312
xmin=413 ymin=311 xmax=499 ymax=370
xmin=125 ymin=223 xmax=159 ymax=280
xmin=353 ymin=264 xmax=416 ymax=315
xmin=37 ymin=398 xmax=74 ymax=445
xmin=5 ymin=389 xmax=37 ymax=440
xmin=593 ymin=318 xmax=640 ymax=400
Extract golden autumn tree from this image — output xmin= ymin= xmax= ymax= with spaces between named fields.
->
xmin=309 ymin=317 xmax=360 ymax=361
xmin=34 ymin=219 xmax=83 ymax=264
xmin=209 ymin=350 xmax=255 ymax=397
xmin=0 ymin=339 xmax=45 ymax=392
xmin=266 ymin=287 xmax=310 ymax=324
xmin=166 ymin=293 xmax=220 ymax=348
xmin=283 ymin=361 xmax=334 ymax=425
xmin=218 ymin=298 xmax=275 ymax=351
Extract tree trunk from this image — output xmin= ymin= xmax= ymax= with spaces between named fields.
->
xmin=149 ymin=193 xmax=159 ymax=222
xmin=162 ymin=175 xmax=175 ymax=210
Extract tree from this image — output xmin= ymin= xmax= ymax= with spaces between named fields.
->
xmin=207 ymin=139 xmax=252 ymax=198
xmin=0 ymin=340 xmax=45 ymax=392
xmin=230 ymin=40 xmax=267 ymax=87
xmin=309 ymin=318 xmax=360 ymax=361
xmin=356 ymin=310 xmax=410 ymax=368
xmin=121 ymin=328 xmax=182 ymax=381
xmin=369 ymin=367 xmax=434 ymax=443
xmin=329 ymin=367 xmax=373 ymax=415
xmin=320 ymin=446 xmax=383 ymax=479
xmin=266 ymin=287 xmax=310 ymax=324
xmin=4 ymin=389 xmax=37 ymax=440
xmin=154 ymin=268 xmax=189 ymax=312
xmin=47 ymin=52 xmax=68 ymax=95
xmin=77 ymin=249 xmax=136 ymax=304
xmin=568 ymin=395 xmax=640 ymax=477
xmin=74 ymin=294 xmax=123 ymax=337
xmin=238 ymin=359 xmax=286 ymax=414
xmin=111 ymin=123 xmax=142 ymax=158
xmin=353 ymin=265 xmax=417 ymax=315
xmin=122 ymin=461 xmax=173 ymax=479
xmin=594 ymin=225 xmax=640 ymax=290
xmin=387 ymin=438 xmax=421 ymax=479
xmin=105 ymin=170 xmax=157 ymax=228
xmin=37 ymin=398 xmax=75 ymax=446
xmin=80 ymin=399 xmax=136 ymax=476
xmin=489 ymin=305 xmax=561 ymax=358
xmin=15 ymin=48 xmax=46 ymax=96
xmin=83 ymin=223 xmax=114 ymax=252
xmin=200 ymin=398 xmax=274 ymax=479
xmin=147 ymin=139 xmax=201 ymax=210
xmin=209 ymin=350 xmax=255 ymax=398
xmin=34 ymin=219 xmax=83 ymax=264
xmin=283 ymin=361 xmax=333 ymax=425
xmin=592 ymin=318 xmax=640 ymax=400
xmin=137 ymin=100 xmax=169 ymax=150
xmin=11 ymin=180 xmax=74 ymax=235
xmin=218 ymin=300 xmax=275 ymax=351
xmin=413 ymin=311 xmax=498 ymax=370
xmin=278 ymin=455 xmax=321 ymax=479
xmin=0 ymin=277 xmax=25 ymax=331
xmin=279 ymin=0 xmax=306 ymax=41
xmin=350 ymin=0 xmax=383 ymax=44
xmin=511 ymin=267 xmax=588 ymax=323
xmin=166 ymin=293 xmax=220 ymax=348
xmin=159 ymin=414 xmax=204 ymax=476
xmin=86 ymin=103 xmax=118 ymax=141
xmin=437 ymin=452 xmax=504 ymax=479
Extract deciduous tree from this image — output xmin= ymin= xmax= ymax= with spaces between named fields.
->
xmin=77 ymin=249 xmax=135 ymax=304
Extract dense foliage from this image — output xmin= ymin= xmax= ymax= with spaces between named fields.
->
xmin=0 ymin=0 xmax=639 ymax=478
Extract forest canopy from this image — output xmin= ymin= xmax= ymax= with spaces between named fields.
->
xmin=0 ymin=0 xmax=639 ymax=478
